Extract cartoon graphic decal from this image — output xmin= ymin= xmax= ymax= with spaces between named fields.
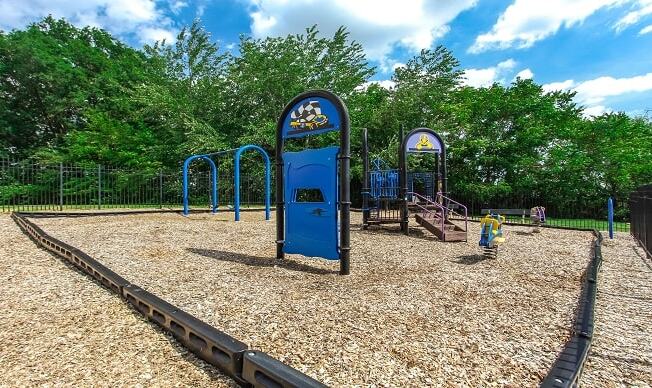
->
xmin=406 ymin=131 xmax=442 ymax=153
xmin=289 ymin=100 xmax=329 ymax=131
xmin=415 ymin=134 xmax=434 ymax=150
xmin=282 ymin=96 xmax=339 ymax=138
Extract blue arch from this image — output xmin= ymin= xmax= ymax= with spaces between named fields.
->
xmin=234 ymin=144 xmax=271 ymax=221
xmin=183 ymin=155 xmax=217 ymax=216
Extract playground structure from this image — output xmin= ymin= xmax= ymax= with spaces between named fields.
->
xmin=275 ymin=90 xmax=351 ymax=275
xmin=182 ymin=144 xmax=271 ymax=221
xmin=479 ymin=213 xmax=506 ymax=258
xmin=5 ymin=89 xmax=637 ymax=386
xmin=362 ymin=127 xmax=468 ymax=242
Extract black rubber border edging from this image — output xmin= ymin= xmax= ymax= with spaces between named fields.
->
xmin=540 ymin=230 xmax=603 ymax=388
xmin=11 ymin=212 xmax=325 ymax=388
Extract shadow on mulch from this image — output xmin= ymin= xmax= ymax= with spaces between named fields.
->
xmin=598 ymin=290 xmax=652 ymax=302
xmin=357 ymin=225 xmax=439 ymax=241
xmin=187 ymin=248 xmax=337 ymax=275
xmin=514 ymin=230 xmax=534 ymax=236
xmin=454 ymin=254 xmax=491 ymax=265
xmin=632 ymin=246 xmax=652 ymax=272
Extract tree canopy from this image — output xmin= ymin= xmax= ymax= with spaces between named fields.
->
xmin=1 ymin=17 xmax=651 ymax=209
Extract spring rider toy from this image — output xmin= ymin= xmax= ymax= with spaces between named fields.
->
xmin=530 ymin=206 xmax=546 ymax=233
xmin=479 ymin=214 xmax=506 ymax=258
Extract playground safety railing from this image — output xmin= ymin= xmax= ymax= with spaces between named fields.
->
xmin=408 ymin=192 xmax=446 ymax=231
xmin=369 ymin=170 xmax=400 ymax=199
xmin=436 ymin=192 xmax=469 ymax=232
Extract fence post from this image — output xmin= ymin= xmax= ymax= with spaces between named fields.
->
xmin=159 ymin=170 xmax=163 ymax=209
xmin=59 ymin=162 xmax=64 ymax=211
xmin=98 ymin=165 xmax=102 ymax=210
xmin=608 ymin=197 xmax=614 ymax=239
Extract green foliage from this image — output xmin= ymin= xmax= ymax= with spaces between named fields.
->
xmin=1 ymin=17 xmax=651 ymax=212
xmin=0 ymin=16 xmax=152 ymax=162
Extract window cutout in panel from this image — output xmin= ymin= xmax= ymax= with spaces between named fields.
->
xmin=295 ymin=188 xmax=324 ymax=203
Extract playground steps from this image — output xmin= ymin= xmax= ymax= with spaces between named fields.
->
xmin=414 ymin=213 xmax=467 ymax=242
xmin=408 ymin=203 xmax=439 ymax=212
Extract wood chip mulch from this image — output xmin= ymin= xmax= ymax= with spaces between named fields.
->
xmin=581 ymin=233 xmax=652 ymax=387
xmin=0 ymin=214 xmax=235 ymax=387
xmin=27 ymin=211 xmax=596 ymax=386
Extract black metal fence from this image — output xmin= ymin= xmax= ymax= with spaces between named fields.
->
xmin=0 ymin=158 xmax=270 ymax=212
xmin=455 ymin=194 xmax=630 ymax=232
xmin=2 ymin=158 xmax=633 ymax=233
xmin=350 ymin=177 xmax=630 ymax=232
xmin=630 ymin=184 xmax=651 ymax=258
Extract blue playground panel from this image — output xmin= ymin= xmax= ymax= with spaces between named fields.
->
xmin=283 ymin=146 xmax=340 ymax=260
xmin=408 ymin=172 xmax=435 ymax=200
xmin=370 ymin=170 xmax=399 ymax=199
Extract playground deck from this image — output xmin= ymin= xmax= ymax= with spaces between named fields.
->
xmin=16 ymin=211 xmax=597 ymax=386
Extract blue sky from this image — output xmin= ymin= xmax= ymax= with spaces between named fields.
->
xmin=1 ymin=0 xmax=652 ymax=116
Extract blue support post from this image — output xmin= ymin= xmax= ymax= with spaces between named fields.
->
xmin=182 ymin=155 xmax=218 ymax=216
xmin=608 ymin=197 xmax=614 ymax=239
xmin=211 ymin=160 xmax=218 ymax=214
xmin=234 ymin=144 xmax=271 ymax=221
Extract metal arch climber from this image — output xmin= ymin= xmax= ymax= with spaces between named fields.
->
xmin=182 ymin=155 xmax=218 ymax=215
xmin=182 ymin=144 xmax=271 ymax=220
xmin=234 ymin=144 xmax=271 ymax=221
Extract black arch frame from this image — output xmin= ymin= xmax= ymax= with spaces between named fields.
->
xmin=399 ymin=127 xmax=448 ymax=235
xmin=275 ymin=90 xmax=351 ymax=275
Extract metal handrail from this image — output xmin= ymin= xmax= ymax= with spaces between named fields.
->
xmin=410 ymin=192 xmax=468 ymax=235
xmin=409 ymin=192 xmax=446 ymax=236
xmin=436 ymin=192 xmax=468 ymax=232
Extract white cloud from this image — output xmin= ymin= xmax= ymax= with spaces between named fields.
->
xmin=105 ymin=0 xmax=157 ymax=23
xmin=356 ymin=80 xmax=396 ymax=91
xmin=248 ymin=0 xmax=478 ymax=62
xmin=515 ymin=68 xmax=534 ymax=80
xmin=614 ymin=0 xmax=652 ymax=30
xmin=462 ymin=59 xmax=517 ymax=88
xmin=139 ymin=27 xmax=177 ymax=44
xmin=640 ymin=24 xmax=652 ymax=33
xmin=574 ymin=72 xmax=652 ymax=104
xmin=169 ymin=1 xmax=189 ymax=14
xmin=543 ymin=72 xmax=652 ymax=115
xmin=583 ymin=105 xmax=611 ymax=116
xmin=542 ymin=79 xmax=576 ymax=92
xmin=0 ymin=0 xmax=176 ymax=45
xmin=469 ymin=0 xmax=624 ymax=53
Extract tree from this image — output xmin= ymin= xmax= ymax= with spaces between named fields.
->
xmin=0 ymin=17 xmax=151 ymax=161
xmin=225 ymin=25 xmax=374 ymax=150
